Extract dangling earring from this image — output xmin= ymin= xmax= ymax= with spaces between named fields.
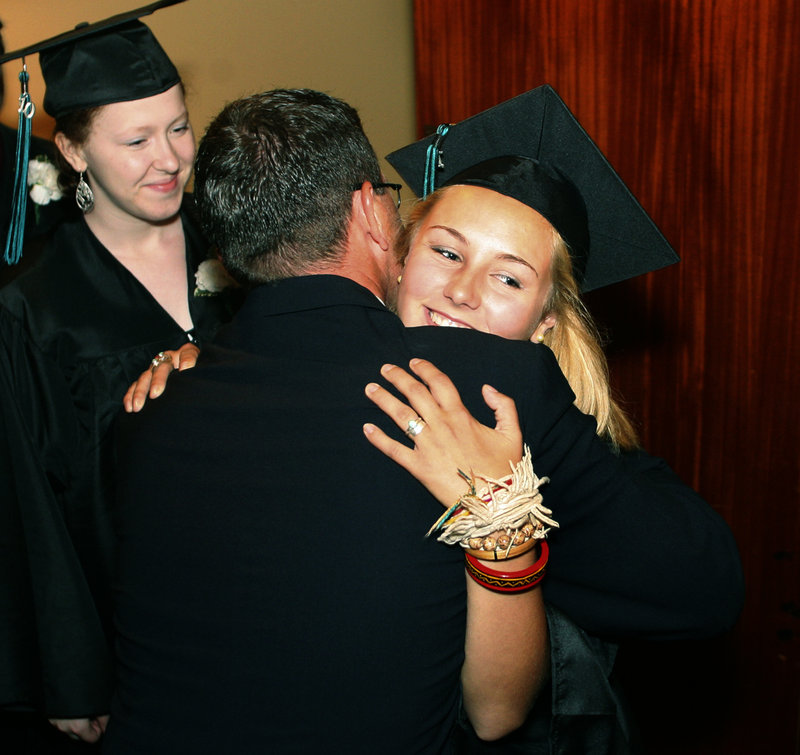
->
xmin=75 ymin=171 xmax=95 ymax=213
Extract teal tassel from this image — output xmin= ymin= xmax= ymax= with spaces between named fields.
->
xmin=4 ymin=68 xmax=34 ymax=266
xmin=423 ymin=124 xmax=450 ymax=198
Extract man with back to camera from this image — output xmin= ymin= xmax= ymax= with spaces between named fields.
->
xmin=105 ymin=89 xmax=742 ymax=753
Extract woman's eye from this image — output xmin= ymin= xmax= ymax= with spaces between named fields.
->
xmin=172 ymin=124 xmax=190 ymax=135
xmin=496 ymin=274 xmax=522 ymax=289
xmin=126 ymin=139 xmax=146 ymax=147
xmin=432 ymin=246 xmax=459 ymax=262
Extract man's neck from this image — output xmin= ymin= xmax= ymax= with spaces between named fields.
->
xmin=303 ymin=248 xmax=389 ymax=302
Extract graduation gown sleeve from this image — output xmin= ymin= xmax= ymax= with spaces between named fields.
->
xmin=0 ymin=307 xmax=114 ymax=716
xmin=0 ymin=206 xmax=239 ymax=717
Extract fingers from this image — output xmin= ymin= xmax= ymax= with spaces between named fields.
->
xmin=123 ymin=380 xmax=138 ymax=413
xmin=174 ymin=343 xmax=200 ymax=370
xmin=367 ymin=359 xmax=477 ymax=438
xmin=375 ymin=363 xmax=441 ymax=422
xmin=364 ymin=380 xmax=426 ymax=439
xmin=122 ymin=344 xmax=201 ymax=413
xmin=362 ymin=421 xmax=415 ymax=472
xmin=123 ymin=367 xmax=155 ymax=413
xmin=364 ymin=360 xmax=523 ymax=506
xmin=148 ymin=361 xmax=175 ymax=398
xmin=49 ymin=717 xmax=104 ymax=744
xmin=482 ymin=384 xmax=523 ymax=449
xmin=80 ymin=723 xmax=103 ymax=744
xmin=407 ymin=358 xmax=465 ymax=412
xmin=375 ymin=359 xmax=466 ymax=429
xmin=94 ymin=715 xmax=110 ymax=736
xmin=124 ymin=349 xmax=185 ymax=413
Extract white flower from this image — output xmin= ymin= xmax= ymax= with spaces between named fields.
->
xmin=27 ymin=156 xmax=63 ymax=205
xmin=194 ymin=258 xmax=237 ymax=296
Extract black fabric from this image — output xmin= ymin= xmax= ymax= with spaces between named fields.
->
xmin=0 ymin=200 xmax=239 ymax=720
xmin=106 ymin=275 xmax=742 ymax=754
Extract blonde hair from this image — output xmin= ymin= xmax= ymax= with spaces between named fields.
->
xmin=397 ymin=188 xmax=638 ymax=450
xmin=541 ymin=234 xmax=638 ymax=449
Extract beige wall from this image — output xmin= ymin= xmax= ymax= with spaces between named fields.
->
xmin=0 ymin=0 xmax=415 ymax=182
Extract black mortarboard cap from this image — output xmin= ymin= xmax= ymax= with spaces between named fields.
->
xmin=0 ymin=0 xmax=185 ymax=118
xmin=0 ymin=0 xmax=186 ymax=264
xmin=386 ymin=85 xmax=678 ymax=292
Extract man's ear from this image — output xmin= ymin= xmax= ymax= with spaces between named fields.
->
xmin=353 ymin=181 xmax=393 ymax=252
xmin=54 ymin=132 xmax=87 ymax=174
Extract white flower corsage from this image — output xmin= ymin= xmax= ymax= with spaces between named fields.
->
xmin=27 ymin=155 xmax=63 ymax=206
xmin=194 ymin=258 xmax=238 ymax=296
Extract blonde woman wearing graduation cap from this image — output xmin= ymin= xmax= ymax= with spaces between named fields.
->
xmin=362 ymin=86 xmax=744 ymax=751
xmin=382 ymin=85 xmax=678 ymax=453
xmin=0 ymin=4 xmax=238 ymax=746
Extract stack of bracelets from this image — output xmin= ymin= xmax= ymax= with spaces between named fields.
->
xmin=428 ymin=446 xmax=558 ymax=593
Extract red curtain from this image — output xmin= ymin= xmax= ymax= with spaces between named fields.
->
xmin=413 ymin=1 xmax=800 ymax=752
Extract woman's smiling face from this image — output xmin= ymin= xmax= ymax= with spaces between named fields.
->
xmin=61 ymin=84 xmax=195 ymax=224
xmin=397 ymin=185 xmax=556 ymax=341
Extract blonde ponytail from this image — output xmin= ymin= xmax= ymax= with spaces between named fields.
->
xmin=541 ymin=234 xmax=638 ymax=450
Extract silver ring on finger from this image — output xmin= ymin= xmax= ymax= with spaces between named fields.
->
xmin=150 ymin=351 xmax=171 ymax=371
xmin=405 ymin=417 xmax=426 ymax=438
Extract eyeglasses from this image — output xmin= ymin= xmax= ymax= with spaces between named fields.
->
xmin=353 ymin=181 xmax=402 ymax=209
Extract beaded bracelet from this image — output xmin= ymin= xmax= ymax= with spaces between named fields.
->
xmin=464 ymin=536 xmax=538 ymax=561
xmin=464 ymin=541 xmax=549 ymax=593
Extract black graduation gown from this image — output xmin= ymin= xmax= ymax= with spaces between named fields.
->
xmin=0 ymin=206 xmax=240 ymax=718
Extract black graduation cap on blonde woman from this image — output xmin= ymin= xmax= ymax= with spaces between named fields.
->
xmin=386 ymin=85 xmax=678 ymax=292
xmin=0 ymin=0 xmax=186 ymax=264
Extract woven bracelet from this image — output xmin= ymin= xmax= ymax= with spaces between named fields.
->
xmin=427 ymin=447 xmax=558 ymax=557
xmin=464 ymin=541 xmax=548 ymax=593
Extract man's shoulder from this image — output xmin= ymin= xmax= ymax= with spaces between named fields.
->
xmin=404 ymin=325 xmax=567 ymax=385
xmin=401 ymin=326 xmax=576 ymax=433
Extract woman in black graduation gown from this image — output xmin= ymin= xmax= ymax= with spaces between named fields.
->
xmin=363 ymin=87 xmax=743 ymax=752
xmin=0 ymin=13 xmax=239 ymax=749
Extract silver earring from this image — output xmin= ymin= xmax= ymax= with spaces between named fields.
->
xmin=75 ymin=172 xmax=95 ymax=213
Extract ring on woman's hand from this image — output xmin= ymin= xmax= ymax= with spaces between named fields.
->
xmin=405 ymin=417 xmax=426 ymax=437
xmin=150 ymin=351 xmax=172 ymax=370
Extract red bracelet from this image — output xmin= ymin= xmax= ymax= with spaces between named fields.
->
xmin=464 ymin=541 xmax=548 ymax=593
